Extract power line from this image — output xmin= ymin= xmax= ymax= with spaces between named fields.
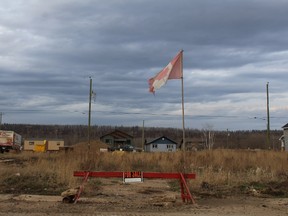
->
xmin=1 ymin=109 xmax=288 ymax=120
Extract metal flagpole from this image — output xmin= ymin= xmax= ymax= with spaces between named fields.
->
xmin=180 ymin=50 xmax=186 ymax=151
xmin=88 ymin=77 xmax=92 ymax=150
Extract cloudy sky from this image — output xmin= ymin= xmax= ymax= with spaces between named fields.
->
xmin=1 ymin=0 xmax=288 ymax=131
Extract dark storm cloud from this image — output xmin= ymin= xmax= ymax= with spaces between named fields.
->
xmin=1 ymin=0 xmax=288 ymax=129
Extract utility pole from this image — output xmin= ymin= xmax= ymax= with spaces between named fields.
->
xmin=142 ymin=120 xmax=145 ymax=151
xmin=266 ymin=82 xmax=271 ymax=149
xmin=88 ymin=77 xmax=92 ymax=150
xmin=0 ymin=112 xmax=2 ymax=129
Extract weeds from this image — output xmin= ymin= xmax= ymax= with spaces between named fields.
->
xmin=1 ymin=149 xmax=288 ymax=196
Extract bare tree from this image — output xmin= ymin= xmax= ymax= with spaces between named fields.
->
xmin=202 ymin=123 xmax=215 ymax=150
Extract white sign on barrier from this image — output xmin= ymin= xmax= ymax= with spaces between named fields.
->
xmin=123 ymin=171 xmax=143 ymax=183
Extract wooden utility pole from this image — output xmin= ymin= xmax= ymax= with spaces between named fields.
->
xmin=0 ymin=112 xmax=2 ymax=129
xmin=142 ymin=120 xmax=145 ymax=151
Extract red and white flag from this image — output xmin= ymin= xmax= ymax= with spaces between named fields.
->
xmin=149 ymin=50 xmax=183 ymax=93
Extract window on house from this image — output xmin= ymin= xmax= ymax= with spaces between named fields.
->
xmin=29 ymin=142 xmax=34 ymax=145
xmin=57 ymin=142 xmax=60 ymax=146
xmin=167 ymin=144 xmax=173 ymax=149
xmin=152 ymin=144 xmax=158 ymax=149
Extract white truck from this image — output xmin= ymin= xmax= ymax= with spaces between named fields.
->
xmin=0 ymin=130 xmax=22 ymax=153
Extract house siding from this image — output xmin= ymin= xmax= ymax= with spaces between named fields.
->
xmin=102 ymin=135 xmax=115 ymax=145
xmin=145 ymin=136 xmax=177 ymax=152
xmin=100 ymin=130 xmax=133 ymax=148
xmin=284 ymin=129 xmax=288 ymax=151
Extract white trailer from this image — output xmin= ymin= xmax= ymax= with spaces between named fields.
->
xmin=0 ymin=130 xmax=22 ymax=153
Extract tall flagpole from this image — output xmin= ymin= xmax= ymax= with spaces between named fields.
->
xmin=181 ymin=50 xmax=186 ymax=151
xmin=88 ymin=77 xmax=92 ymax=150
xmin=148 ymin=50 xmax=185 ymax=150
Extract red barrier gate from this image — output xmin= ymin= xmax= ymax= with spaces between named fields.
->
xmin=72 ymin=171 xmax=196 ymax=204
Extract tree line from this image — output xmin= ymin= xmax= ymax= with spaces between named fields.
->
xmin=0 ymin=123 xmax=283 ymax=150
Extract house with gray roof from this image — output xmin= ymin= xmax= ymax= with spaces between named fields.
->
xmin=145 ymin=136 xmax=177 ymax=152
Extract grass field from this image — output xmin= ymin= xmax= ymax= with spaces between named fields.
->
xmin=1 ymin=143 xmax=288 ymax=197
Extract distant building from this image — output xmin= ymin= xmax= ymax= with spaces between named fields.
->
xmin=24 ymin=139 xmax=43 ymax=151
xmin=47 ymin=140 xmax=65 ymax=151
xmin=145 ymin=136 xmax=177 ymax=152
xmin=280 ymin=123 xmax=288 ymax=151
xmin=24 ymin=139 xmax=64 ymax=152
xmin=100 ymin=130 xmax=133 ymax=148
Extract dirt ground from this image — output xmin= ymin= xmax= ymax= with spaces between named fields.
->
xmin=1 ymin=178 xmax=288 ymax=216
xmin=1 ymin=155 xmax=288 ymax=215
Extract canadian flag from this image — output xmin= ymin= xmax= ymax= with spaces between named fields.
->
xmin=149 ymin=50 xmax=183 ymax=93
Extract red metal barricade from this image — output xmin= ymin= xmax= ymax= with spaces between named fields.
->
xmin=72 ymin=171 xmax=196 ymax=204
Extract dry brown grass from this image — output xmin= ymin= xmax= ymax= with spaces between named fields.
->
xmin=187 ymin=149 xmax=288 ymax=186
xmin=1 ymin=143 xmax=288 ymax=196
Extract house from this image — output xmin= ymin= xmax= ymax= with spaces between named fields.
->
xmin=280 ymin=123 xmax=288 ymax=151
xmin=24 ymin=139 xmax=64 ymax=152
xmin=100 ymin=130 xmax=133 ymax=148
xmin=145 ymin=136 xmax=177 ymax=152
